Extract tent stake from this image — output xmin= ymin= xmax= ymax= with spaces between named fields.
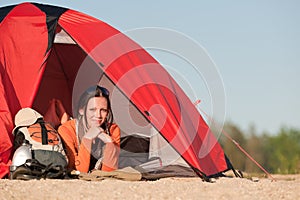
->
xmin=194 ymin=100 xmax=276 ymax=182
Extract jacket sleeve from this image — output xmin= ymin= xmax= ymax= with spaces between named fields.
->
xmin=58 ymin=120 xmax=92 ymax=173
xmin=101 ymin=124 xmax=120 ymax=171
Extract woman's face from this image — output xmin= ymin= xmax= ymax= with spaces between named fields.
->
xmin=81 ymin=96 xmax=109 ymax=128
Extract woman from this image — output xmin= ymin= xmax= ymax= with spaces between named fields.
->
xmin=58 ymin=85 xmax=120 ymax=172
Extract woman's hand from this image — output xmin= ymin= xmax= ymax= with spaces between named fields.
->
xmin=84 ymin=127 xmax=112 ymax=143
xmin=84 ymin=126 xmax=102 ymax=140
xmin=98 ymin=131 xmax=112 ymax=143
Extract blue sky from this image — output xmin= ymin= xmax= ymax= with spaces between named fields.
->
xmin=1 ymin=1 xmax=299 ymax=135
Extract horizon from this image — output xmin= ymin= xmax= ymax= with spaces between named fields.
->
xmin=1 ymin=1 xmax=299 ymax=135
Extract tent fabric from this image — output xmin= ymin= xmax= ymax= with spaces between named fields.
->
xmin=0 ymin=2 xmax=232 ymax=179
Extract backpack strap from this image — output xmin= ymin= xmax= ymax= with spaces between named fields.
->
xmin=10 ymin=159 xmax=66 ymax=180
xmin=37 ymin=119 xmax=48 ymax=145
xmin=17 ymin=125 xmax=61 ymax=151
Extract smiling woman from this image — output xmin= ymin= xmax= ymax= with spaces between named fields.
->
xmin=58 ymin=85 xmax=120 ymax=172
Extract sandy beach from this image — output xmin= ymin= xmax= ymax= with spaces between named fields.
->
xmin=0 ymin=174 xmax=299 ymax=200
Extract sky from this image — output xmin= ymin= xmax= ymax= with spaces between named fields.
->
xmin=1 ymin=1 xmax=300 ymax=135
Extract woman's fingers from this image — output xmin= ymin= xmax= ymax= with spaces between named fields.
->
xmin=98 ymin=132 xmax=112 ymax=143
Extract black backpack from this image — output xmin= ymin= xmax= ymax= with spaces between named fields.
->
xmin=10 ymin=110 xmax=68 ymax=180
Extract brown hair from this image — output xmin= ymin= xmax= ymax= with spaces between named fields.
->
xmin=76 ymin=85 xmax=113 ymax=134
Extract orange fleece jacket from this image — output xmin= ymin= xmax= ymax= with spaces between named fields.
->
xmin=58 ymin=119 xmax=120 ymax=172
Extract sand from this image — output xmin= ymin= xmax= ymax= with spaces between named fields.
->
xmin=0 ymin=174 xmax=299 ymax=200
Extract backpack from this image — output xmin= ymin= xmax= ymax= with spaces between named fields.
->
xmin=10 ymin=108 xmax=68 ymax=180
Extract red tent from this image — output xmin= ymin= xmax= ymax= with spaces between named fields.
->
xmin=0 ymin=2 xmax=232 ymax=179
